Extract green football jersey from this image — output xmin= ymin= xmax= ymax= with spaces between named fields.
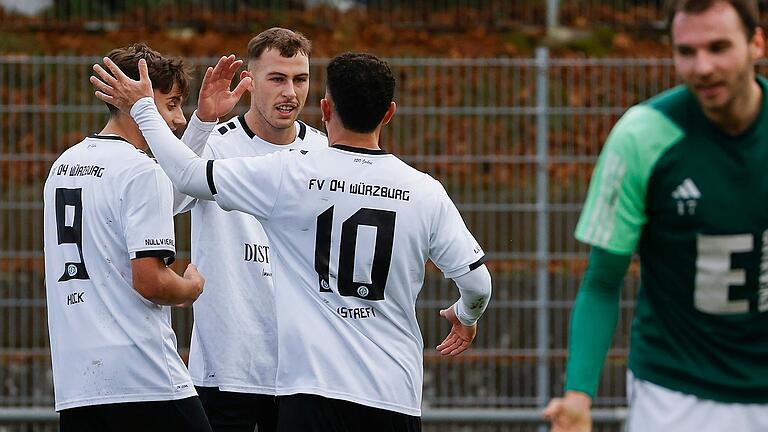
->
xmin=576 ymin=77 xmax=768 ymax=403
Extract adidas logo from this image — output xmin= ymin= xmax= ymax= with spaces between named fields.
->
xmin=672 ymin=178 xmax=701 ymax=200
xmin=672 ymin=178 xmax=700 ymax=215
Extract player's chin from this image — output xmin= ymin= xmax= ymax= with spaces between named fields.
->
xmin=273 ymin=115 xmax=298 ymax=128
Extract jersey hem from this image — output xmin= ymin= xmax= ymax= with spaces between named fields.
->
xmin=629 ymin=364 xmax=768 ymax=404
xmin=54 ymin=386 xmax=197 ymax=411
xmin=192 ymin=379 xmax=277 ymax=395
xmin=275 ymin=386 xmax=420 ymax=416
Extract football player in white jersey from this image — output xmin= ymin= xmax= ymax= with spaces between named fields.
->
xmin=92 ymin=51 xmax=492 ymax=432
xmin=44 ymin=44 xmax=211 ymax=432
xmin=174 ymin=28 xmax=327 ymax=432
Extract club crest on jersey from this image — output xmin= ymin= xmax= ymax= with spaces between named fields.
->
xmin=671 ymin=177 xmax=700 ymax=216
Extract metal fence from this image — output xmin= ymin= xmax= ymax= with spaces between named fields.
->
xmin=0 ymin=52 xmax=689 ymax=430
xmin=0 ymin=0 xmax=670 ymax=31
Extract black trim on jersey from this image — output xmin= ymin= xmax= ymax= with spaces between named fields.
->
xmin=88 ymin=134 xmax=131 ymax=144
xmin=217 ymin=126 xmax=228 ymax=135
xmin=135 ymin=249 xmax=176 ymax=266
xmin=238 ymin=115 xmax=256 ymax=139
xmin=468 ymin=255 xmax=486 ymax=271
xmin=206 ymin=160 xmax=217 ymax=195
xmin=297 ymin=120 xmax=307 ymax=140
xmin=227 ymin=122 xmax=236 ymax=130
xmin=331 ymin=144 xmax=388 ymax=155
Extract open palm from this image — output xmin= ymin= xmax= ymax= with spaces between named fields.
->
xmin=197 ymin=55 xmax=252 ymax=122
xmin=436 ymin=304 xmax=476 ymax=356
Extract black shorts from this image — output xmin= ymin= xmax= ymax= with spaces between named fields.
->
xmin=276 ymin=393 xmax=421 ymax=432
xmin=196 ymin=386 xmax=277 ymax=432
xmin=59 ymin=396 xmax=212 ymax=432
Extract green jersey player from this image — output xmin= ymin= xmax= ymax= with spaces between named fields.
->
xmin=545 ymin=1 xmax=768 ymax=431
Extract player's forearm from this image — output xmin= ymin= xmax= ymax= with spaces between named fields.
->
xmin=145 ymin=267 xmax=201 ymax=305
xmin=130 ymin=97 xmax=214 ymax=201
xmin=181 ymin=111 xmax=217 ymax=157
xmin=564 ymin=247 xmax=630 ymax=398
xmin=132 ymin=258 xmax=202 ymax=305
xmin=171 ymin=111 xmax=218 ymax=214
xmin=452 ymin=264 xmax=492 ymax=326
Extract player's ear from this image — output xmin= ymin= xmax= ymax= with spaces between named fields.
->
xmin=321 ymin=98 xmax=331 ymax=123
xmin=750 ymin=27 xmax=765 ymax=61
xmin=240 ymin=71 xmax=254 ymax=91
xmin=381 ymin=101 xmax=396 ymax=126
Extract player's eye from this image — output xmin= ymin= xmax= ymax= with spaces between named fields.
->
xmin=676 ymin=46 xmax=695 ymax=57
xmin=710 ymin=41 xmax=731 ymax=53
xmin=271 ymin=77 xmax=284 ymax=82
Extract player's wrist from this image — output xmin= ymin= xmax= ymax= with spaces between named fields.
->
xmin=563 ymin=391 xmax=592 ymax=410
xmin=195 ymin=108 xmax=218 ymax=123
xmin=454 ymin=302 xmax=477 ymax=326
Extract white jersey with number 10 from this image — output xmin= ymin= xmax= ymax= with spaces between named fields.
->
xmin=209 ymin=145 xmax=485 ymax=416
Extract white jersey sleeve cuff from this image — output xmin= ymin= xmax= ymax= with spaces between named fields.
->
xmin=181 ymin=110 xmax=218 ymax=156
xmin=453 ymin=264 xmax=492 ymax=326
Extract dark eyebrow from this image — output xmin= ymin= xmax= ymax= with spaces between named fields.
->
xmin=675 ymin=38 xmax=732 ymax=50
xmin=267 ymin=72 xmax=309 ymax=78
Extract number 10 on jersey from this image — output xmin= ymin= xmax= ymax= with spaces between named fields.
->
xmin=314 ymin=206 xmax=396 ymax=301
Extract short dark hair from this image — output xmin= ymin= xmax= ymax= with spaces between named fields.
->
xmin=326 ymin=52 xmax=395 ymax=134
xmin=104 ymin=43 xmax=190 ymax=116
xmin=247 ymin=27 xmax=312 ymax=61
xmin=666 ymin=0 xmax=760 ymax=39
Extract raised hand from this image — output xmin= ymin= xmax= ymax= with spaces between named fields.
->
xmin=543 ymin=391 xmax=593 ymax=432
xmin=436 ymin=303 xmax=477 ymax=356
xmin=90 ymin=57 xmax=154 ymax=112
xmin=196 ymin=55 xmax=253 ymax=122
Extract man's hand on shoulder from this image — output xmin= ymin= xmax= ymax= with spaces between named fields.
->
xmin=90 ymin=57 xmax=154 ymax=113
xmin=543 ymin=391 xmax=593 ymax=432
xmin=196 ymin=55 xmax=252 ymax=122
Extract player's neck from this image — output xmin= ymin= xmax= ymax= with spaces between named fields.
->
xmin=244 ymin=109 xmax=297 ymax=145
xmin=705 ymin=79 xmax=763 ymax=136
xmin=328 ymin=128 xmax=382 ymax=151
xmin=100 ymin=116 xmax=146 ymax=151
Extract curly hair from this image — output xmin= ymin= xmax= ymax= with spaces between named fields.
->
xmin=104 ymin=43 xmax=191 ymax=116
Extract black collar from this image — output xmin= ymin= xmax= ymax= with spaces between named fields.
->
xmin=237 ymin=115 xmax=255 ymax=139
xmin=297 ymin=120 xmax=307 ymax=140
xmin=88 ymin=134 xmax=131 ymax=144
xmin=238 ymin=115 xmax=307 ymax=141
xmin=331 ymin=144 xmax=387 ymax=155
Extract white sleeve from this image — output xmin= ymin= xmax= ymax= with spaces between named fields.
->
xmin=173 ymin=111 xmax=219 ymax=214
xmin=428 ymin=180 xmax=486 ymax=278
xmin=210 ymin=151 xmax=286 ymax=220
xmin=130 ymin=97 xmax=214 ymax=201
xmin=452 ymin=264 xmax=492 ymax=326
xmin=181 ymin=110 xmax=217 ymax=156
xmin=121 ymin=165 xmax=177 ymax=265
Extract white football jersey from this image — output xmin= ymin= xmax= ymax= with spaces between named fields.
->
xmin=43 ymin=136 xmax=196 ymax=411
xmin=209 ymin=145 xmax=485 ymax=416
xmin=183 ymin=116 xmax=327 ymax=394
